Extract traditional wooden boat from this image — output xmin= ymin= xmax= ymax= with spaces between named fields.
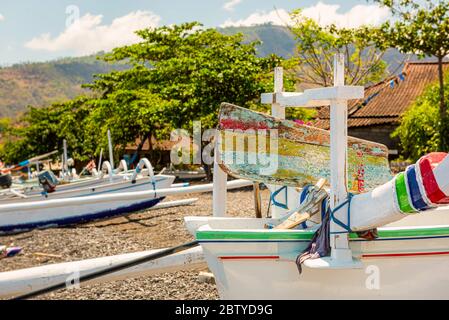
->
xmin=0 ymin=159 xmax=162 ymax=202
xmin=183 ymin=56 xmax=449 ymax=300
xmin=0 ymin=179 xmax=251 ymax=234
xmin=5 ymin=56 xmax=449 ymax=300
xmin=184 ymin=150 xmax=449 ymax=299
xmin=0 ymin=180 xmax=255 ymax=299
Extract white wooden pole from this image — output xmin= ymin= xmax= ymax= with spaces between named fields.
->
xmin=270 ymin=67 xmax=287 ymax=219
xmin=97 ymin=148 xmax=103 ymax=174
xmin=272 ymin=67 xmax=285 ymax=119
xmin=107 ymin=130 xmax=114 ymax=171
xmin=213 ymin=133 xmax=227 ymax=217
xmin=0 ymin=246 xmax=205 ymax=299
xmin=329 ymin=53 xmax=352 ymax=262
xmin=63 ymin=139 xmax=68 ymax=178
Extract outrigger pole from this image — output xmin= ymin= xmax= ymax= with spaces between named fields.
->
xmin=12 ymin=241 xmax=200 ymax=300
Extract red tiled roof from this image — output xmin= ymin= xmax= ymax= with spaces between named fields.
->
xmin=314 ymin=61 xmax=449 ymax=130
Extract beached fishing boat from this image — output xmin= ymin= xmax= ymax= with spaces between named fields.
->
xmin=5 ymin=55 xmax=449 ymax=301
xmin=0 ymin=178 xmax=251 ymax=234
xmin=0 ymin=159 xmax=163 ymax=203
xmin=0 ymin=180 xmax=255 ymax=299
xmin=183 ymin=55 xmax=449 ymax=299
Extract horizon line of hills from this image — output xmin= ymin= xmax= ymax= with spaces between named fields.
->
xmin=0 ymin=24 xmax=430 ymax=119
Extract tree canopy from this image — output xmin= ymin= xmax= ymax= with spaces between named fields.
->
xmin=286 ymin=9 xmax=389 ymax=87
xmin=0 ymin=22 xmax=282 ymax=165
xmin=392 ymin=71 xmax=449 ymax=161
xmin=375 ymin=0 xmax=449 ymax=151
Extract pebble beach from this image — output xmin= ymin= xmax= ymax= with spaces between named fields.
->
xmin=0 ymin=187 xmax=271 ymax=300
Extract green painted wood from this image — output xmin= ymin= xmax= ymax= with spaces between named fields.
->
xmin=217 ymin=103 xmax=392 ymax=192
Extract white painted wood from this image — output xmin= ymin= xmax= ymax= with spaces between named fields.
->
xmin=271 ymin=67 xmax=285 ymax=118
xmin=97 ymin=148 xmax=103 ymax=175
xmin=270 ymin=67 xmax=286 ymax=219
xmin=0 ymin=246 xmax=205 ymax=299
xmin=107 ymin=129 xmax=114 ymax=171
xmin=195 ymin=221 xmax=449 ymax=299
xmin=63 ymin=139 xmax=68 ymax=178
xmin=261 ymin=86 xmax=364 ymax=107
xmin=329 ymin=53 xmax=352 ymax=262
xmin=213 ymin=135 xmax=228 ymax=217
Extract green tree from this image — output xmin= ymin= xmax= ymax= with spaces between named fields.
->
xmin=287 ymin=9 xmax=389 ymax=87
xmin=89 ymin=22 xmax=281 ymax=133
xmin=393 ymin=73 xmax=449 ymax=161
xmin=1 ymin=22 xmax=282 ymax=168
xmin=0 ymin=97 xmax=91 ymax=164
xmin=376 ymin=0 xmax=449 ymax=150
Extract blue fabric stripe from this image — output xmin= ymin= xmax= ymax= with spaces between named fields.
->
xmin=406 ymin=165 xmax=430 ymax=211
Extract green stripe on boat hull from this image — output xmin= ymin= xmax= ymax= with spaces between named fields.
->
xmin=196 ymin=226 xmax=449 ymax=241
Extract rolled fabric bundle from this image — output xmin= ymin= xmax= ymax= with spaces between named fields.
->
xmin=336 ymin=153 xmax=449 ymax=232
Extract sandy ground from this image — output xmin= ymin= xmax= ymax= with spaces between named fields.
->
xmin=0 ymin=187 xmax=271 ymax=300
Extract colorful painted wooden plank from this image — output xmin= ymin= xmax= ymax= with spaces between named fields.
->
xmin=217 ymin=103 xmax=392 ymax=192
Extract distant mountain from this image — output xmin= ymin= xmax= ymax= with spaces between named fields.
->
xmin=219 ymin=24 xmax=297 ymax=58
xmin=0 ymin=55 xmax=128 ymax=118
xmin=0 ymin=24 xmax=434 ymax=119
xmin=220 ymin=24 xmax=416 ymax=75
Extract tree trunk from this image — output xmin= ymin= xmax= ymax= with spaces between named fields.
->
xmin=438 ymin=55 xmax=447 ymax=151
xmin=132 ymin=132 xmax=150 ymax=167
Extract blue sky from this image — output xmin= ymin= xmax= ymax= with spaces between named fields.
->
xmin=0 ymin=1 xmax=391 ymax=65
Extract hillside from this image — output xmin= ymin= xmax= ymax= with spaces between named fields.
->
xmin=0 ymin=24 xmax=419 ymax=119
xmin=0 ymin=55 xmax=128 ymax=118
xmin=219 ymin=24 xmax=297 ymax=58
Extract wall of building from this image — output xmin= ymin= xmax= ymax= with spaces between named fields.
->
xmin=349 ymin=124 xmax=400 ymax=159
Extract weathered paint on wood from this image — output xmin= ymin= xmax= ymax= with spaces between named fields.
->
xmin=217 ymin=103 xmax=392 ymax=192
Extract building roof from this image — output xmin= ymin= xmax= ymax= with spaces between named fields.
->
xmin=314 ymin=61 xmax=449 ymax=130
xmin=125 ymin=138 xmax=176 ymax=152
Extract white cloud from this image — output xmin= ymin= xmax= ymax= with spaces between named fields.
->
xmin=221 ymin=2 xmax=390 ymax=28
xmin=0 ymin=14 xmax=4 ymax=21
xmin=302 ymin=2 xmax=390 ymax=28
xmin=25 ymin=10 xmax=161 ymax=55
xmin=223 ymin=0 xmax=242 ymax=12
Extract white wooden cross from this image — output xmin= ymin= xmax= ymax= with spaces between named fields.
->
xmin=262 ymin=54 xmax=364 ymax=267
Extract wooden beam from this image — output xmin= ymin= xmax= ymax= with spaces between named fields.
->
xmin=261 ymin=86 xmax=364 ymax=108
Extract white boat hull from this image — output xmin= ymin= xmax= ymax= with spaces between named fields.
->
xmin=0 ymin=175 xmax=175 ymax=233
xmin=186 ymin=207 xmax=449 ymax=300
xmin=0 ymin=172 xmax=164 ymax=204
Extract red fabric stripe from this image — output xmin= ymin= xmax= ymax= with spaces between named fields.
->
xmin=362 ymin=251 xmax=449 ymax=258
xmin=219 ymin=256 xmax=280 ymax=260
xmin=419 ymin=153 xmax=449 ymax=204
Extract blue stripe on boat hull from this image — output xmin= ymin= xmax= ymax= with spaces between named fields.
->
xmin=0 ymin=197 xmax=165 ymax=234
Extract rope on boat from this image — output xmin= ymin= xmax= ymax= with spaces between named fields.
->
xmin=330 ymin=193 xmax=354 ymax=233
xmin=12 ymin=240 xmax=199 ymax=300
